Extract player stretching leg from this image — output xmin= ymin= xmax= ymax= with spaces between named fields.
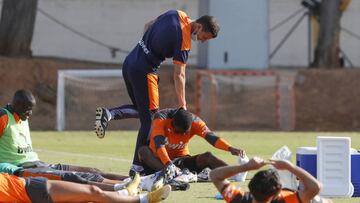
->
xmin=95 ymin=10 xmax=220 ymax=176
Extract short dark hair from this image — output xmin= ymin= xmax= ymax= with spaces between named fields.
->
xmin=248 ymin=169 xmax=282 ymax=202
xmin=195 ymin=15 xmax=220 ymax=38
xmin=12 ymin=89 xmax=36 ymax=106
xmin=172 ymin=108 xmax=193 ymax=133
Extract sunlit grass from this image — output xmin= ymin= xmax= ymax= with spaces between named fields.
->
xmin=32 ymin=131 xmax=360 ymax=203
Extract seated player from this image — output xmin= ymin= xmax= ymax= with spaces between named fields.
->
xmin=0 ymin=89 xmax=125 ymax=180
xmin=138 ymin=108 xmax=244 ymax=180
xmin=210 ymin=157 xmax=329 ymax=203
xmin=0 ymin=172 xmax=171 ymax=203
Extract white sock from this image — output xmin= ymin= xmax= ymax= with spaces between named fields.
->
xmin=105 ymin=108 xmax=112 ymax=120
xmin=114 ymin=183 xmax=126 ymax=191
xmin=140 ymin=171 xmax=161 ymax=191
xmin=139 ymin=194 xmax=148 ymax=203
xmin=117 ymin=189 xmax=129 ymax=196
xmin=114 ymin=178 xmax=132 ymax=191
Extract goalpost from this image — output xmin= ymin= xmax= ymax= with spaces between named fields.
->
xmin=56 ymin=69 xmax=123 ymax=131
xmin=57 ymin=69 xmax=295 ymax=131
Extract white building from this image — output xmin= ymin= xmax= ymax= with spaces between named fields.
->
xmin=1 ymin=0 xmax=359 ymax=67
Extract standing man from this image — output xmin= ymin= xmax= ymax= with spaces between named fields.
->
xmin=94 ymin=10 xmax=220 ymax=175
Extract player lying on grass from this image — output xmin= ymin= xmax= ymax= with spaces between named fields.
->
xmin=0 ymin=89 xmax=125 ymax=180
xmin=210 ymin=157 xmax=328 ymax=203
xmin=138 ymin=108 xmax=244 ymax=181
xmin=0 ymin=162 xmax=164 ymax=192
xmin=0 ymin=172 xmax=171 ymax=203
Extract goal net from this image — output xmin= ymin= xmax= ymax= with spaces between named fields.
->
xmin=56 ymin=69 xmax=139 ymax=131
xmin=195 ymin=70 xmax=295 ymax=131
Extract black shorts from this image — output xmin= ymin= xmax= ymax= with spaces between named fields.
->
xmin=73 ymin=171 xmax=105 ymax=183
xmin=25 ymin=177 xmax=53 ymax=203
xmin=172 ymin=155 xmax=202 ymax=173
xmin=17 ymin=167 xmax=104 ymax=183
xmin=142 ymin=154 xmax=202 ymax=175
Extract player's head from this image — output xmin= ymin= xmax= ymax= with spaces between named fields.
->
xmin=192 ymin=15 xmax=220 ymax=42
xmin=11 ymin=89 xmax=36 ymax=121
xmin=172 ymin=108 xmax=193 ymax=134
xmin=248 ymin=169 xmax=282 ymax=202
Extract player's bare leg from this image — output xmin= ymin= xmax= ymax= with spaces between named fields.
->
xmin=138 ymin=146 xmax=165 ymax=171
xmin=196 ymin=151 xmax=227 ymax=170
xmin=48 ymin=176 xmax=171 ymax=203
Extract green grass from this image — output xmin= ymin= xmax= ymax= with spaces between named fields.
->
xmin=32 ymin=131 xmax=360 ymax=203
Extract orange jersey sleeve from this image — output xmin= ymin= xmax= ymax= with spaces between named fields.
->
xmin=191 ymin=117 xmax=211 ymax=138
xmin=221 ymin=183 xmax=245 ymax=203
xmin=156 ymin=145 xmax=171 ymax=165
xmin=277 ymin=190 xmax=301 ymax=203
xmin=149 ymin=119 xmax=171 ymax=165
xmin=0 ymin=113 xmax=9 ymax=137
xmin=213 ymin=138 xmax=231 ymax=151
xmin=150 ymin=119 xmax=167 ymax=140
xmin=192 ymin=117 xmax=231 ymax=151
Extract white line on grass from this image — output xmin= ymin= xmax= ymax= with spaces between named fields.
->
xmin=36 ymin=149 xmax=132 ymax=163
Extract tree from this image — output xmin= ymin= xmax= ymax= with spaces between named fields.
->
xmin=311 ymin=0 xmax=350 ymax=68
xmin=0 ymin=0 xmax=38 ymax=57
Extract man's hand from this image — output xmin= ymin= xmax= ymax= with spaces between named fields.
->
xmin=164 ymin=163 xmax=181 ymax=180
xmin=229 ymin=147 xmax=245 ymax=157
xmin=269 ymin=159 xmax=294 ymax=170
xmin=245 ymin=157 xmax=268 ymax=171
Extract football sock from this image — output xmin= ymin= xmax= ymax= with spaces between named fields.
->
xmin=109 ymin=104 xmax=139 ymax=120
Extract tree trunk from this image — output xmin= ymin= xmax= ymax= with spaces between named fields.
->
xmin=0 ymin=0 xmax=38 ymax=57
xmin=311 ymin=0 xmax=341 ymax=68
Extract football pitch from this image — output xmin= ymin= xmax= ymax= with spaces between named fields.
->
xmin=32 ymin=131 xmax=360 ymax=203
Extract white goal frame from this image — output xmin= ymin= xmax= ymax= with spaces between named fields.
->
xmin=56 ymin=69 xmax=122 ymax=131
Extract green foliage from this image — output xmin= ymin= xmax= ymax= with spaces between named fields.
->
xmin=32 ymin=131 xmax=360 ymax=203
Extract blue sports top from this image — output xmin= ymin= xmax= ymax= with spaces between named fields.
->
xmin=136 ymin=10 xmax=191 ymax=69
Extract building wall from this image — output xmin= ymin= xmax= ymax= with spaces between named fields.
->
xmin=32 ymin=0 xmax=199 ymax=65
xmin=198 ymin=0 xmax=269 ymax=69
xmin=0 ymin=0 xmax=359 ymax=67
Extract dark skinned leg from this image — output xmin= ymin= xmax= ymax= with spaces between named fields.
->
xmin=138 ymin=146 xmax=165 ymax=171
xmin=195 ymin=152 xmax=228 ymax=171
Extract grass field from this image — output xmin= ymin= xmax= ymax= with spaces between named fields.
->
xmin=32 ymin=131 xmax=360 ymax=203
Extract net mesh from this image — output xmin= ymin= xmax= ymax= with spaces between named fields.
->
xmin=197 ymin=71 xmax=294 ymax=130
xmin=63 ymin=75 xmax=139 ymax=130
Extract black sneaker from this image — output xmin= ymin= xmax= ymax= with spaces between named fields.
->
xmin=197 ymin=167 xmax=211 ymax=182
xmin=94 ymin=107 xmax=109 ymax=138
xmin=129 ymin=168 xmax=147 ymax=178
xmin=166 ymin=179 xmax=190 ymax=191
xmin=160 ymin=168 xmax=190 ymax=191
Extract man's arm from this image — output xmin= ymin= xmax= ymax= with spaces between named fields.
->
xmin=271 ymin=160 xmax=321 ymax=203
xmin=203 ymin=132 xmax=244 ymax=157
xmin=153 ymin=135 xmax=171 ymax=165
xmin=210 ymin=157 xmax=267 ymax=192
xmin=153 ymin=135 xmax=181 ymax=179
xmin=173 ymin=63 xmax=187 ymax=109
